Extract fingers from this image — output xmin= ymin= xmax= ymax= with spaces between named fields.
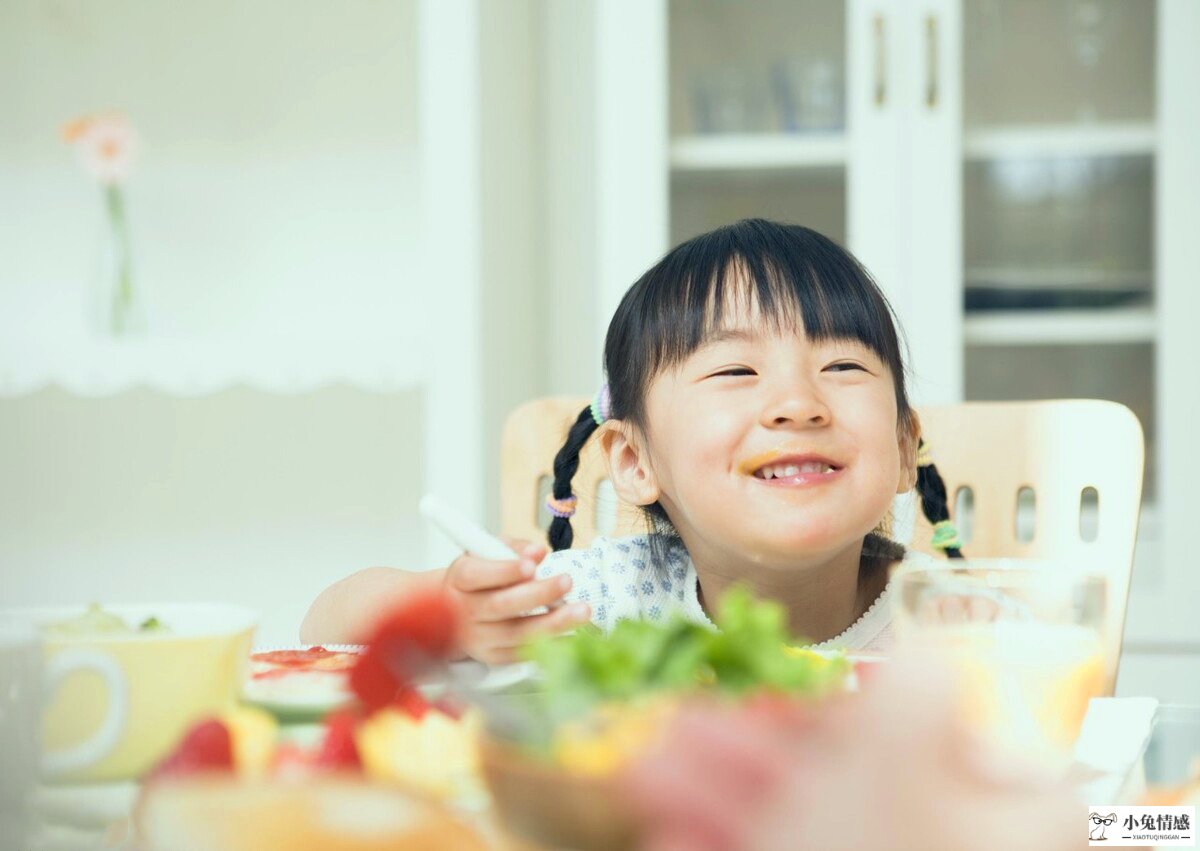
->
xmin=467 ymin=574 xmax=574 ymax=622
xmin=447 ymin=539 xmax=549 ymax=593
xmin=447 ymin=553 xmax=531 ymax=592
xmin=464 ymin=602 xmax=591 ymax=665
xmin=500 ymin=537 xmax=549 ymax=567
xmin=918 ymin=593 xmax=1001 ymax=624
xmin=445 ymin=539 xmax=574 ymax=664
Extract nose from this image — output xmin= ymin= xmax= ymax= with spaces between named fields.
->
xmin=758 ymin=377 xmax=831 ymax=429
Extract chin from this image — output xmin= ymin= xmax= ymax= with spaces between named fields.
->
xmin=736 ymin=521 xmax=856 ymax=561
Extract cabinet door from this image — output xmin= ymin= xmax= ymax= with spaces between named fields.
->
xmin=898 ymin=0 xmax=963 ymax=407
xmin=949 ymin=0 xmax=1200 ymax=647
xmin=958 ymin=0 xmax=1157 ymax=486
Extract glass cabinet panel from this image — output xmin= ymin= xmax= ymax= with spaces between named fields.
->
xmin=964 ymin=0 xmax=1154 ymax=127
xmin=670 ymin=0 xmax=845 ymax=136
xmin=964 ymin=155 xmax=1153 ymax=310
xmin=667 ymin=0 xmax=847 ymax=246
xmin=671 ymin=169 xmax=845 ymax=248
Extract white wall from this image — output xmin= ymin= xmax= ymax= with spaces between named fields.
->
xmin=480 ymin=0 xmax=547 ymax=527
xmin=0 ymin=0 xmax=421 ymax=345
xmin=539 ymin=1 xmax=603 ymax=396
xmin=0 ymin=0 xmax=435 ymax=644
xmin=0 ymin=387 xmax=429 ymax=647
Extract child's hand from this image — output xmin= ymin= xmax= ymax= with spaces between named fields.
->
xmin=443 ymin=538 xmax=592 ymax=665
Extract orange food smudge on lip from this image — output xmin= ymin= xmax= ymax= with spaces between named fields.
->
xmin=738 ymin=445 xmax=839 ymax=476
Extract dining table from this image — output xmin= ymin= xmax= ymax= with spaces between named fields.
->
xmin=23 ymin=696 xmax=1200 ymax=851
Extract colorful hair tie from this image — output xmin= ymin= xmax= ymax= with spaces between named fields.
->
xmin=917 ymin=442 xmax=933 ymax=468
xmin=590 ymin=383 xmax=612 ymax=426
xmin=546 ymin=494 xmax=578 ymax=519
xmin=930 ymin=519 xmax=962 ymax=551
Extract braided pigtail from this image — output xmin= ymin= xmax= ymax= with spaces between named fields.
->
xmin=915 ymin=439 xmax=964 ymax=559
xmin=547 ymin=387 xmax=612 ymax=551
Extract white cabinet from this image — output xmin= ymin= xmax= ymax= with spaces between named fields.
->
xmin=585 ymin=0 xmax=1200 ymax=655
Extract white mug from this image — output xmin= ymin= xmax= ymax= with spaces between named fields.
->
xmin=0 ymin=620 xmax=128 ymax=839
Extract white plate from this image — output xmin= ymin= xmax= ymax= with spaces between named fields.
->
xmin=242 ymin=644 xmax=362 ymax=722
xmin=242 ymin=647 xmax=539 ymax=720
xmin=446 ymin=660 xmax=539 ymax=693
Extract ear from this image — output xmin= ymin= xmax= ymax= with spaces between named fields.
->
xmin=896 ymin=409 xmax=920 ymax=494
xmin=596 ymin=421 xmax=661 ymax=507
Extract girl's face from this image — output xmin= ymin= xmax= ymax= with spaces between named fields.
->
xmin=610 ymin=302 xmax=918 ymax=569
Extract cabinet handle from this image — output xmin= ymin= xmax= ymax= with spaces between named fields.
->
xmin=925 ymin=13 xmax=939 ymax=109
xmin=873 ymin=14 xmax=887 ymax=107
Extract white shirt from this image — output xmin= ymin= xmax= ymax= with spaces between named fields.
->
xmin=535 ymin=534 xmax=943 ymax=654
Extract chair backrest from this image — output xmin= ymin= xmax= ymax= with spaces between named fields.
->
xmin=500 ymin=397 xmax=1144 ymax=692
xmin=908 ymin=400 xmax=1143 ymax=694
xmin=500 ymin=397 xmax=645 ymax=548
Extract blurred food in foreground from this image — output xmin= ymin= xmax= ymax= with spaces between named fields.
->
xmin=482 ymin=587 xmax=855 ymax=850
xmin=138 ymin=777 xmax=487 ymax=851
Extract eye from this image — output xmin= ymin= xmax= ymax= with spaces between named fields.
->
xmin=709 ymin=367 xmax=756 ymax=378
xmin=824 ymin=361 xmax=868 ymax=373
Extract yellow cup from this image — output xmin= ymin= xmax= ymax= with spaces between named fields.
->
xmin=5 ymin=603 xmax=257 ymax=783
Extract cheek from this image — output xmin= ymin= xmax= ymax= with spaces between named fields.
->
xmin=848 ymin=406 xmax=905 ymax=485
xmin=650 ymin=409 xmax=744 ymax=501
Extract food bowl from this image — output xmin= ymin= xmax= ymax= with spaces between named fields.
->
xmin=479 ymin=734 xmax=640 ymax=851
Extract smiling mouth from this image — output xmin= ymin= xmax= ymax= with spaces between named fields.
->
xmin=753 ymin=460 xmax=838 ymax=479
xmin=740 ymin=451 xmax=845 ymax=483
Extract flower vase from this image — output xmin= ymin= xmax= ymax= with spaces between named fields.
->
xmin=97 ymin=184 xmax=146 ymax=338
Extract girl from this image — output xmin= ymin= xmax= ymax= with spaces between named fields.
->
xmin=302 ymin=219 xmax=961 ymax=662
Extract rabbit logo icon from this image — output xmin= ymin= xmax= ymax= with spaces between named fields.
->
xmin=1090 ymin=812 xmax=1117 ymax=841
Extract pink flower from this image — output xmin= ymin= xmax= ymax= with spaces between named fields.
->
xmin=62 ymin=112 xmax=139 ymax=185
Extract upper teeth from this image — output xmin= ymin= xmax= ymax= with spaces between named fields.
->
xmin=756 ymin=462 xmax=833 ymax=479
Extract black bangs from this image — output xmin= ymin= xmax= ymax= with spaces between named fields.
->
xmin=604 ymin=218 xmax=910 ymax=423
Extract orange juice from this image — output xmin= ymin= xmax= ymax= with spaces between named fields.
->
xmin=939 ymin=622 xmax=1105 ymax=766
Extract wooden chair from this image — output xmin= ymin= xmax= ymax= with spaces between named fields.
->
xmin=908 ymin=400 xmax=1144 ymax=695
xmin=500 ymin=397 xmax=1144 ymax=693
xmin=500 ymin=397 xmax=646 ymax=548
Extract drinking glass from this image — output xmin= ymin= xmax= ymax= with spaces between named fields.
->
xmin=892 ymin=562 xmax=1108 ymax=769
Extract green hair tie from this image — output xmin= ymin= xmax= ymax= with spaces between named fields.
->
xmin=590 ymin=383 xmax=612 ymax=427
xmin=930 ymin=519 xmax=962 ymax=551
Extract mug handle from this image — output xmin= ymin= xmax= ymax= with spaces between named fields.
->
xmin=41 ymin=648 xmax=129 ymax=776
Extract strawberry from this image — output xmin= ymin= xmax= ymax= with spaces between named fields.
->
xmin=392 ymin=686 xmax=430 ymax=720
xmin=431 ymin=696 xmax=465 ymax=721
xmin=148 ymin=718 xmax=233 ymax=780
xmin=273 ymin=742 xmax=315 ymax=778
xmin=853 ymin=659 xmax=883 ymax=686
xmin=315 ymin=709 xmax=362 ymax=770
xmin=350 ymin=588 xmax=460 ymax=711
